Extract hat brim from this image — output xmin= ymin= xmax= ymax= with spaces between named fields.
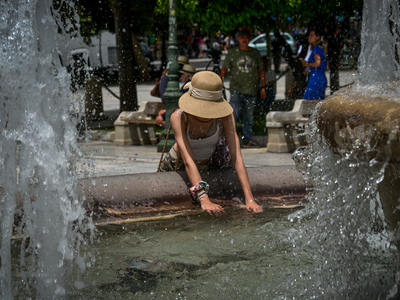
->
xmin=179 ymin=92 xmax=233 ymax=119
xmin=179 ymin=70 xmax=195 ymax=75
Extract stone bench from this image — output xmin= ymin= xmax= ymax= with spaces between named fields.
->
xmin=266 ymin=99 xmax=320 ymax=153
xmin=114 ymin=101 xmax=165 ymax=146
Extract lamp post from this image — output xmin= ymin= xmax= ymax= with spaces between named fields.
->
xmin=157 ymin=0 xmax=181 ymax=152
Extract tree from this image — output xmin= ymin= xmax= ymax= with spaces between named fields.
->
xmin=156 ymin=0 xmax=363 ymax=94
xmin=74 ymin=0 xmax=115 ymax=41
xmin=113 ymin=0 xmax=138 ymax=111
xmin=73 ymin=0 xmax=159 ymax=112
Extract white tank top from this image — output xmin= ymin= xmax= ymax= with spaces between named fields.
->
xmin=171 ymin=110 xmax=220 ymax=161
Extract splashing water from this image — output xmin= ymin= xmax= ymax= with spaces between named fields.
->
xmin=0 ymin=0 xmax=93 ymax=298
xmin=289 ymin=0 xmax=400 ymax=294
xmin=358 ymin=0 xmax=400 ymax=84
xmin=1 ymin=0 xmax=400 ymax=298
xmin=290 ymin=109 xmax=400 ymax=299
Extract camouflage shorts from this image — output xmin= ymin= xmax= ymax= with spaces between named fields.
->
xmin=159 ymin=151 xmax=229 ymax=172
xmin=159 ymin=152 xmax=185 ymax=172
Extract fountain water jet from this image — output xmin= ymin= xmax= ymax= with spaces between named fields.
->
xmin=0 ymin=0 xmax=93 ymax=298
xmin=291 ymin=0 xmax=400 ymax=297
xmin=358 ymin=0 xmax=400 ymax=83
xmin=315 ymin=0 xmax=400 ymax=248
xmin=1 ymin=0 xmax=400 ymax=298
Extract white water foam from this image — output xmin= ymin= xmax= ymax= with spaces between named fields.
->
xmin=0 ymin=0 xmax=93 ymax=298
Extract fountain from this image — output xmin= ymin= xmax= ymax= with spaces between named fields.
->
xmin=0 ymin=0 xmax=93 ymax=298
xmin=290 ymin=0 xmax=400 ymax=297
xmin=1 ymin=0 xmax=400 ymax=298
xmin=315 ymin=0 xmax=400 ymax=249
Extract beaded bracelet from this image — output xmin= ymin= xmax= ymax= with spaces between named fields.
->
xmin=189 ymin=181 xmax=209 ymax=200
xmin=196 ymin=191 xmax=207 ymax=202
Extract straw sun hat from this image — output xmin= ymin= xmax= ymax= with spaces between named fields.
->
xmin=177 ymin=56 xmax=189 ymax=65
xmin=179 ymin=71 xmax=233 ymax=119
xmin=179 ymin=64 xmax=196 ymax=75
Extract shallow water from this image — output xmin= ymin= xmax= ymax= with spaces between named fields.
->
xmin=3 ymin=1 xmax=400 ymax=297
xmin=11 ymin=207 xmax=396 ymax=299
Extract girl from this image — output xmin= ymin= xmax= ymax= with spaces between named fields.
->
xmin=160 ymin=71 xmax=263 ymax=215
xmin=302 ymin=30 xmax=328 ymax=100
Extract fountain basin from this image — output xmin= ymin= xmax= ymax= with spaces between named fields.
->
xmin=78 ymin=166 xmax=307 ymax=224
xmin=317 ymin=85 xmax=400 ymax=162
xmin=316 ymin=85 xmax=400 ymax=246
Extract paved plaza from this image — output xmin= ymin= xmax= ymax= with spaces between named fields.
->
xmin=75 ymin=66 xmax=358 ymax=178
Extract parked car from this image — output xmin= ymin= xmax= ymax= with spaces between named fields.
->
xmin=249 ymin=32 xmax=298 ymax=56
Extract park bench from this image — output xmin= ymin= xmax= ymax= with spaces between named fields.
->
xmin=266 ymin=99 xmax=320 ymax=153
xmin=114 ymin=101 xmax=165 ymax=146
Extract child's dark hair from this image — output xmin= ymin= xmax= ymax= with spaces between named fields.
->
xmin=312 ymin=28 xmax=324 ymax=38
xmin=309 ymin=28 xmax=327 ymax=57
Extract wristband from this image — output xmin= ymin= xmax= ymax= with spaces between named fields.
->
xmin=189 ymin=181 xmax=209 ymax=200
xmin=197 ymin=191 xmax=207 ymax=202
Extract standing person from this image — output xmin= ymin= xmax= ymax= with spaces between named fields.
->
xmin=301 ymin=29 xmax=328 ymax=100
xmin=325 ymin=21 xmax=346 ymax=94
xmin=156 ymin=56 xmax=189 ymax=127
xmin=220 ymin=28 xmax=266 ymax=147
xmin=180 ymin=64 xmax=196 ymax=93
xmin=272 ymin=31 xmax=308 ymax=100
xmin=271 ymin=34 xmax=282 ymax=74
xmin=297 ymin=35 xmax=313 ymax=74
xmin=261 ymin=56 xmax=276 ymax=113
xmin=156 ymin=63 xmax=195 ymax=127
xmin=198 ymin=36 xmax=208 ymax=58
xmin=159 ymin=55 xmax=189 ymax=104
xmin=159 ymin=71 xmax=263 ymax=215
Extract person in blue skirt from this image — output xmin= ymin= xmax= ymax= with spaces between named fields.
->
xmin=301 ymin=29 xmax=328 ymax=100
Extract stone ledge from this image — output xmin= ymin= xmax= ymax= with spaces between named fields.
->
xmin=79 ymin=166 xmax=307 ymax=222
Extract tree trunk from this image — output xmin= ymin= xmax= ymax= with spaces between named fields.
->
xmin=160 ymin=30 xmax=168 ymax=72
xmin=113 ymin=0 xmax=138 ymax=112
xmin=265 ymin=29 xmax=272 ymax=64
xmin=328 ymin=42 xmax=341 ymax=94
xmin=325 ymin=20 xmax=344 ymax=95
xmin=85 ymin=75 xmax=105 ymax=120
xmin=274 ymin=30 xmax=307 ymax=99
xmin=131 ymin=33 xmax=151 ymax=82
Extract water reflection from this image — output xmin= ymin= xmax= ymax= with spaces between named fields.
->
xmin=9 ymin=207 xmax=392 ymax=299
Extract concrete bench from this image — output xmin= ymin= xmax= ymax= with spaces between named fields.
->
xmin=114 ymin=101 xmax=165 ymax=146
xmin=266 ymin=99 xmax=320 ymax=153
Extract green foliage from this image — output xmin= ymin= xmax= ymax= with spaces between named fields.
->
xmin=155 ymin=0 xmax=363 ymax=35
xmin=73 ymin=0 xmax=364 ymax=40
xmin=72 ymin=0 xmax=114 ymax=37
xmin=74 ymin=0 xmax=159 ymax=39
xmin=128 ymin=0 xmax=159 ymax=35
